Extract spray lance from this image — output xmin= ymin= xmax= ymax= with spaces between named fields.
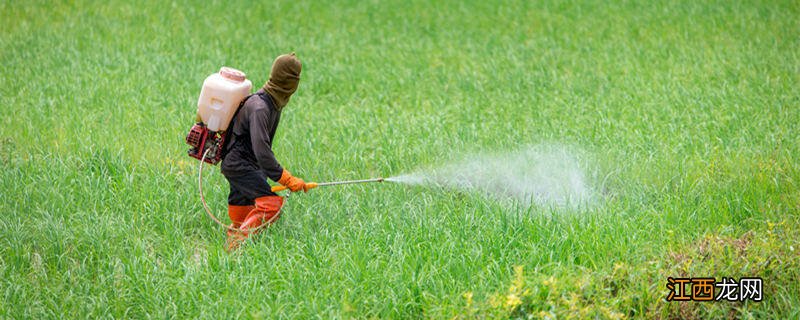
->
xmin=269 ymin=178 xmax=385 ymax=192
xmin=187 ymin=67 xmax=387 ymax=232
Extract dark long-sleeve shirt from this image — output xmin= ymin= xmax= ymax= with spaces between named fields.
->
xmin=220 ymin=89 xmax=283 ymax=181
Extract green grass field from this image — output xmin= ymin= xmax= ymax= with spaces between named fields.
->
xmin=2 ymin=0 xmax=799 ymax=318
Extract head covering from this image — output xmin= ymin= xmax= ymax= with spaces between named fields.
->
xmin=263 ymin=53 xmax=302 ymax=110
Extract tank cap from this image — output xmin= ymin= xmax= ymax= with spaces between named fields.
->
xmin=219 ymin=67 xmax=246 ymax=82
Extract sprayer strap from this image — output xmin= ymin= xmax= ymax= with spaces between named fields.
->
xmin=221 ymin=94 xmax=254 ymax=157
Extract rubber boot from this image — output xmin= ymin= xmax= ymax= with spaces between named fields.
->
xmin=239 ymin=196 xmax=285 ymax=236
xmin=228 ymin=205 xmax=255 ymax=229
xmin=226 ymin=205 xmax=254 ymax=252
xmin=227 ymin=196 xmax=284 ymax=251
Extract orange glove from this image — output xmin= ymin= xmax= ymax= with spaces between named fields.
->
xmin=278 ymin=169 xmax=308 ymax=192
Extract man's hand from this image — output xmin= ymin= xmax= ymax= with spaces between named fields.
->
xmin=278 ymin=169 xmax=308 ymax=192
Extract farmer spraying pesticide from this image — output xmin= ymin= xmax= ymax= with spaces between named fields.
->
xmin=187 ymin=53 xmax=309 ymax=250
xmin=188 ymin=54 xmax=387 ymax=251
xmin=220 ymin=53 xmax=308 ymax=250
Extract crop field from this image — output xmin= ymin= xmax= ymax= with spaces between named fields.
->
xmin=1 ymin=0 xmax=799 ymax=318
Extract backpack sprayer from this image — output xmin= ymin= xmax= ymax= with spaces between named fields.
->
xmin=186 ymin=67 xmax=252 ymax=164
xmin=188 ymin=67 xmax=386 ymax=232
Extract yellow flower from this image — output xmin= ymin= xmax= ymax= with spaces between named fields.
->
xmin=489 ymin=296 xmax=501 ymax=308
xmin=543 ymin=276 xmax=557 ymax=288
xmin=512 ymin=265 xmax=525 ymax=291
xmin=463 ymin=291 xmax=473 ymax=306
xmin=538 ymin=311 xmax=554 ymax=320
xmin=505 ymin=293 xmax=522 ymax=309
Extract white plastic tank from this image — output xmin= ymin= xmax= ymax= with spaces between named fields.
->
xmin=196 ymin=67 xmax=252 ymax=132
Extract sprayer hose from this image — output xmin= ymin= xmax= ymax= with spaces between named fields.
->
xmin=198 ymin=148 xmax=287 ymax=233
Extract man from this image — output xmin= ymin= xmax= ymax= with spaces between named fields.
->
xmin=220 ymin=53 xmax=308 ymax=250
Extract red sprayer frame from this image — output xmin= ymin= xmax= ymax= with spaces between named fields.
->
xmin=186 ymin=123 xmax=226 ymax=164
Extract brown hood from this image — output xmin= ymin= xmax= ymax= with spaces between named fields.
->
xmin=263 ymin=53 xmax=302 ymax=110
